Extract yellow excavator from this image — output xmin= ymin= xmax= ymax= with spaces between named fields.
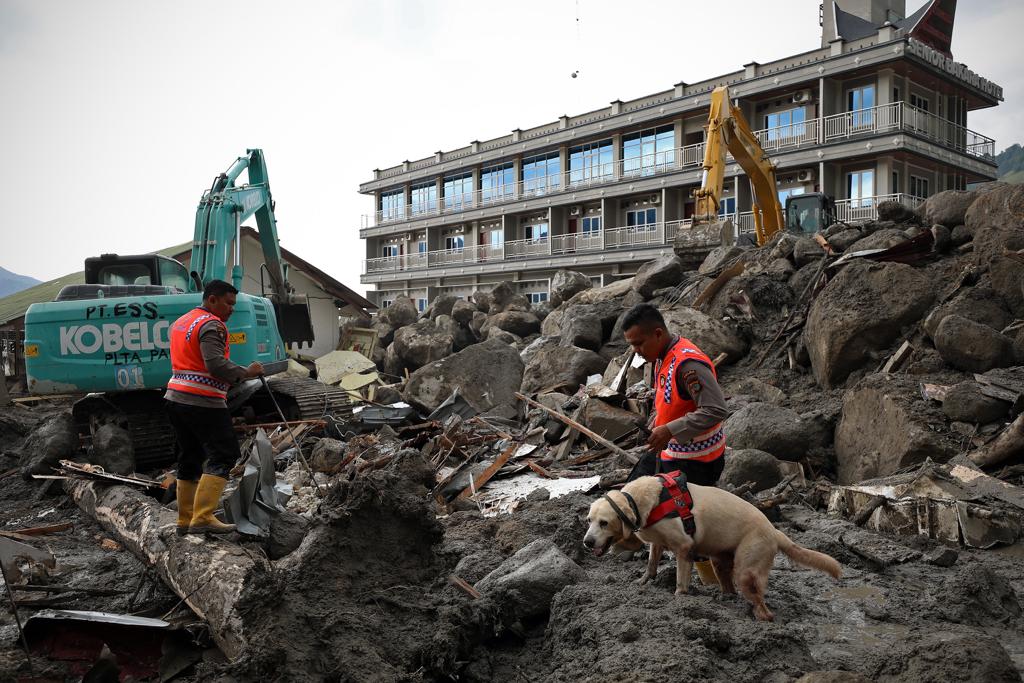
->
xmin=674 ymin=85 xmax=834 ymax=257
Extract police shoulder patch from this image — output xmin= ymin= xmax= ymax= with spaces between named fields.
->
xmin=682 ymin=369 xmax=702 ymax=398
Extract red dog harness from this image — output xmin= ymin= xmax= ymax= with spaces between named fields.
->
xmin=645 ymin=471 xmax=697 ymax=536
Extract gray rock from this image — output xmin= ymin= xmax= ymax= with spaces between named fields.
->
xmin=526 ymin=487 xmax=551 ymax=502
xmin=804 ymin=261 xmax=933 ymax=388
xmin=382 ymin=342 xmax=405 ymax=378
xmin=662 ymin=307 xmax=749 ymax=365
xmin=90 ymin=423 xmax=134 ymax=474
xmin=453 ymin=550 xmax=505 ymax=584
xmin=268 ymin=510 xmax=311 ymax=560
xmin=925 ymin=547 xmax=958 ymax=568
xmin=521 ymin=344 xmax=607 ymax=394
xmin=560 ymin=312 xmax=603 ymax=351
xmin=475 ymin=538 xmax=585 ymax=618
xmin=923 ymin=286 xmax=1010 ymax=340
xmin=569 ymin=277 xmax=635 ymax=304
xmin=788 ymin=260 xmax=824 ymax=297
xmin=875 ymin=200 xmax=920 ymax=224
xmin=967 ymin=183 xmax=1024 ymax=269
xmin=835 ymin=374 xmax=959 ymax=484
xmin=371 ymin=319 xmax=396 ymax=348
xmin=769 ymin=232 xmax=799 ymax=260
xmin=766 ymin=257 xmax=795 ymax=281
xmin=942 ymin=381 xmax=1009 ymax=424
xmin=718 ymin=449 xmax=783 ymax=492
xmin=519 ymin=335 xmax=561 ymax=368
xmin=486 ymin=326 xmax=520 ymax=345
xmin=582 ymin=399 xmax=644 ymax=441
xmin=447 ymin=319 xmax=479 ymax=352
xmin=378 ymin=295 xmax=418 ymax=329
xmin=632 ymin=255 xmax=684 ymax=299
xmin=471 ymin=290 xmax=493 ymax=313
xmin=989 ymin=255 xmax=1024 ymax=317
xmin=532 ymin=301 xmax=553 ymax=321
xmin=845 ymin=228 xmax=909 ymax=252
xmin=450 ymin=299 xmax=477 ymax=325
xmin=393 ymin=320 xmax=454 ymax=370
xmin=826 ymin=228 xmax=864 ymax=252
xmin=549 ymin=270 xmax=591 ymax=307
xmin=470 ymin=311 xmax=488 ymax=336
xmin=311 ymin=438 xmax=346 ymax=473
xmin=490 ymin=310 xmax=541 ymax=338
xmin=930 ymin=224 xmax=951 ymax=253
xmin=490 ymin=281 xmax=531 ymax=313
xmin=374 ymin=384 xmax=402 ymax=405
xmin=723 ymin=403 xmax=830 ymax=460
xmin=792 ymin=236 xmax=824 ymax=267
xmin=19 ymin=412 xmax=78 ymax=480
xmin=950 ymin=223 xmax=972 ymax=246
xmin=922 ymin=189 xmax=977 ymax=228
xmin=698 ymin=245 xmax=746 ymax=275
xmin=427 ymin=294 xmax=458 ymax=321
xmin=933 ymin=315 xmax=1016 ymax=373
xmin=403 ymin=338 xmax=526 ymax=414
xmin=433 ymin=313 xmax=452 ymax=330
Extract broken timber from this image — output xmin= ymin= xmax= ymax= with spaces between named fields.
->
xmin=65 ymin=479 xmax=256 ymax=660
xmin=968 ymin=412 xmax=1024 ymax=468
xmin=514 ymin=392 xmax=635 ymax=463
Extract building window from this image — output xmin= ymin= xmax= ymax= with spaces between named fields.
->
xmin=622 ymin=125 xmax=675 ymax=177
xmin=443 ymin=172 xmax=474 ymax=211
xmin=765 ymin=108 xmax=806 ymax=141
xmin=524 ymin=222 xmax=549 ymax=242
xmin=481 ymin=162 xmax=514 ymax=203
xmin=380 ymin=189 xmax=404 ymax=220
xmin=444 ymin=235 xmax=465 ymax=251
xmin=569 ymin=139 xmax=613 ymax=185
xmin=410 ymin=181 xmax=438 ymax=216
xmin=381 ymin=245 xmax=399 ymax=258
xmin=777 ymin=187 xmax=805 ymax=204
xmin=417 ymin=240 xmax=427 ymax=254
xmin=522 ymin=151 xmax=561 ymax=196
xmin=719 ymin=197 xmax=736 ymax=216
xmin=892 ymin=171 xmax=901 ymax=195
xmin=910 ymin=175 xmax=930 ymax=199
xmin=893 ymin=86 xmax=901 ymax=103
xmin=528 ymin=292 xmax=548 ymax=304
xmin=380 ymin=299 xmax=394 ymax=309
xmin=417 ymin=299 xmax=427 ymax=312
xmin=626 ymin=208 xmax=657 ymax=231
xmin=909 ymin=93 xmax=930 ymax=112
xmin=848 ymin=85 xmax=875 ymax=128
xmin=581 ymin=216 xmax=601 ymax=234
xmin=847 ymin=169 xmax=875 ymax=207
xmin=489 ymin=230 xmax=504 ymax=248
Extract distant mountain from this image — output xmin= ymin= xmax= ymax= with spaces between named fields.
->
xmin=0 ymin=266 xmax=41 ymax=298
xmin=996 ymin=143 xmax=1024 ymax=184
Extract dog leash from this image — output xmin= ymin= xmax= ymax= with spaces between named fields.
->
xmin=602 ymin=491 xmax=644 ymax=533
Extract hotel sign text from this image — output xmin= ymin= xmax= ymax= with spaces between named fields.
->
xmin=907 ymin=39 xmax=1003 ymax=100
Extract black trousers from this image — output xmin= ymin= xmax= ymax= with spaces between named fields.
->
xmin=165 ymin=401 xmax=241 ymax=480
xmin=626 ymin=450 xmax=725 ymax=486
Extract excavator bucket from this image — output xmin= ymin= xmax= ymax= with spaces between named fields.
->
xmin=672 ymin=219 xmax=736 ymax=262
xmin=273 ymin=300 xmax=315 ymax=347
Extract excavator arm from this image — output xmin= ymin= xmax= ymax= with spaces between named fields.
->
xmin=191 ymin=149 xmax=314 ymax=345
xmin=679 ymin=86 xmax=785 ymax=252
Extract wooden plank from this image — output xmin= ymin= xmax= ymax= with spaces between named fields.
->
xmin=455 ymin=443 xmax=517 ymax=501
xmin=526 ymin=461 xmax=556 ymax=479
xmin=448 ymin=575 xmax=481 ymax=599
xmin=515 ymin=392 xmax=633 ymax=460
xmin=7 ymin=522 xmax=72 ymax=537
xmin=881 ymin=341 xmax=913 ymax=374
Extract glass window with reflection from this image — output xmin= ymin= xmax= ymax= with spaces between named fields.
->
xmin=626 ymin=208 xmax=657 ymax=231
xmin=410 ymin=181 xmax=437 ymax=216
xmin=622 ymin=125 xmax=675 ymax=177
xmin=379 ymin=189 xmax=405 ymax=221
xmin=848 ymin=85 xmax=875 ymax=128
xmin=481 ymin=162 xmax=514 ymax=203
xmin=524 ymin=223 xmax=548 ymax=242
xmin=569 ymin=139 xmax=613 ymax=185
xmin=443 ymin=172 xmax=474 ymax=211
xmin=444 ymin=235 xmax=465 ymax=251
xmin=522 ymin=151 xmax=561 ymax=196
xmin=765 ymin=108 xmax=806 ymax=142
xmin=848 ymin=169 xmax=874 ymax=208
xmin=581 ymin=216 xmax=601 ymax=234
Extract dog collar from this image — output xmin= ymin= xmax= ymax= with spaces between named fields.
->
xmin=602 ymin=491 xmax=644 ymax=533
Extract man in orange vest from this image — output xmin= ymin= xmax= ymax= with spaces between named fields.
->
xmin=165 ymin=280 xmax=264 ymax=536
xmin=622 ymin=303 xmax=729 ymax=584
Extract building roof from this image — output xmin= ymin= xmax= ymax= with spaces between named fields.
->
xmin=833 ymin=4 xmax=879 ymax=43
xmin=0 ymin=233 xmax=374 ymax=327
xmin=834 ymin=0 xmax=956 ymax=56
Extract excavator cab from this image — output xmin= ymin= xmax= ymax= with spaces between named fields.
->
xmin=784 ymin=193 xmax=835 ymax=236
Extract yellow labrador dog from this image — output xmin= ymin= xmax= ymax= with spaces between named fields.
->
xmin=584 ymin=474 xmax=841 ymax=621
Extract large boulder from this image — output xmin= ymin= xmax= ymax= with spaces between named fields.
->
xmin=19 ymin=412 xmax=78 ymax=480
xmin=792 ymin=237 xmax=825 ymax=267
xmin=519 ymin=335 xmax=562 ymax=368
xmin=698 ymin=245 xmax=746 ymax=275
xmin=989 ymin=255 xmax=1024 ymax=317
xmin=403 ymin=338 xmax=525 ymax=415
xmin=845 ymin=228 xmax=909 ymax=253
xmin=804 ymin=261 xmax=933 ymax=388
xmin=393 ymin=320 xmax=454 ymax=370
xmin=521 ymin=344 xmax=607 ymax=394
xmin=427 ymin=294 xmax=458 ymax=321
xmin=371 ymin=319 xmax=396 ymax=348
xmin=632 ymin=256 xmax=684 ymax=299
xmin=475 ymin=538 xmax=585 ymax=618
xmin=490 ymin=310 xmax=541 ymax=338
xmin=555 ymin=301 xmax=623 ymax=351
xmin=933 ymin=315 xmax=1016 ymax=373
xmin=662 ymin=307 xmax=749 ymax=364
xmin=835 ymin=373 xmax=959 ymax=484
xmin=490 ymin=282 xmax=531 ymax=314
xmin=90 ymin=423 xmax=135 ymax=474
xmin=723 ymin=403 xmax=830 ymax=460
xmin=875 ymin=200 xmax=920 ymax=224
xmin=450 ymin=299 xmax=478 ymax=325
xmin=549 ymin=270 xmax=591 ymax=307
xmin=581 ymin=399 xmax=644 ymax=441
xmin=569 ymin=277 xmax=634 ymax=304
xmin=718 ymin=449 xmax=784 ymax=493
xmin=826 ymin=228 xmax=865 ymax=253
xmin=378 ymin=296 xmax=418 ymax=329
xmin=966 ymin=183 xmax=1024 ymax=268
xmin=471 ymin=290 xmax=493 ymax=313
xmin=922 ymin=286 xmax=1010 ymax=340
xmin=921 ymin=190 xmax=977 ymax=228
xmin=942 ymin=381 xmax=1010 ymax=424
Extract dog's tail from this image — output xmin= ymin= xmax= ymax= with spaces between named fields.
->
xmin=776 ymin=531 xmax=842 ymax=579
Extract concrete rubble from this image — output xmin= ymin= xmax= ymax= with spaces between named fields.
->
xmin=3 ymin=184 xmax=1024 ymax=680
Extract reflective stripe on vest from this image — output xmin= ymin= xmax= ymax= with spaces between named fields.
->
xmin=166 ymin=307 xmax=231 ymax=400
xmin=654 ymin=337 xmax=726 ymax=463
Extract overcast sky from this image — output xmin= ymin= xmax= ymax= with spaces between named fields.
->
xmin=1 ymin=0 xmax=1020 ymax=286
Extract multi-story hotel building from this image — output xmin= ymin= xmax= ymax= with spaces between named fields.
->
xmin=358 ymin=0 xmax=1001 ymax=310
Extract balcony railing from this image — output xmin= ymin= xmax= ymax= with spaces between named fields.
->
xmin=363 ymin=101 xmax=995 ymax=230
xmin=363 ymin=193 xmax=931 ymax=276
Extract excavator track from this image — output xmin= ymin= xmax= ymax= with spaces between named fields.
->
xmin=261 ymin=375 xmax=353 ymax=422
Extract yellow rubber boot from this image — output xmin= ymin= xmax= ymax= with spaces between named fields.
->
xmin=695 ymin=560 xmax=719 ymax=587
xmin=175 ymin=480 xmax=199 ymax=536
xmin=187 ymin=475 xmax=236 ymax=535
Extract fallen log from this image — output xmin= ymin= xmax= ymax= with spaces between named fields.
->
xmin=968 ymin=412 xmax=1024 ymax=468
xmin=65 ymin=479 xmax=257 ymax=660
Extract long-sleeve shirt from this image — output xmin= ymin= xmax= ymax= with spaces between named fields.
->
xmin=653 ymin=336 xmax=730 ymax=443
xmin=165 ymin=319 xmax=248 ymax=408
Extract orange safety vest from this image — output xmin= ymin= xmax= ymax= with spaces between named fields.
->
xmin=654 ymin=337 xmax=726 ymax=464
xmin=166 ymin=307 xmax=232 ymax=400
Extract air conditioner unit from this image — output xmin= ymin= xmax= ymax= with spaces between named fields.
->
xmin=569 ymin=205 xmax=581 ymax=216
xmin=649 ymin=194 xmax=661 ymax=204
xmin=792 ymin=90 xmax=813 ymax=104
xmin=797 ymin=169 xmax=816 ymax=183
